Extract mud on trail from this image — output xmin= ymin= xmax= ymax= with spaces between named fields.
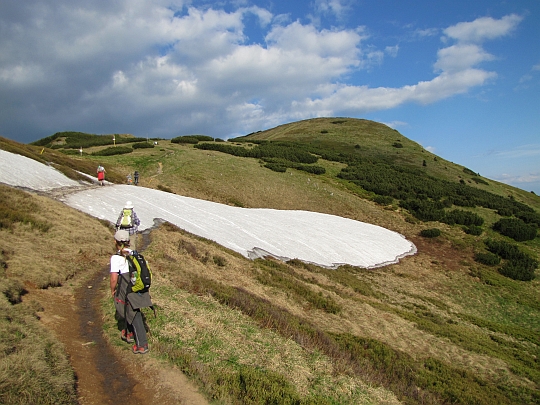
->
xmin=32 ymin=237 xmax=209 ymax=404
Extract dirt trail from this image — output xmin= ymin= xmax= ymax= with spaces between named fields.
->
xmin=35 ymin=266 xmax=209 ymax=405
xmin=32 ymin=229 xmax=208 ymax=405
xmin=27 ymin=183 xmax=209 ymax=404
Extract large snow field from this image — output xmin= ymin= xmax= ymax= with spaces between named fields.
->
xmin=0 ymin=149 xmax=416 ymax=268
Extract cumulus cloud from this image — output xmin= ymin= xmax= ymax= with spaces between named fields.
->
xmin=0 ymin=2 xmax=525 ymax=142
xmin=443 ymin=14 xmax=522 ymax=43
xmin=495 ymin=172 xmax=540 ymax=185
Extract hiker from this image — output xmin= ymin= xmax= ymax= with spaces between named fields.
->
xmin=126 ymin=173 xmax=133 ymax=185
xmin=97 ymin=165 xmax=106 ymax=186
xmin=115 ymin=201 xmax=140 ymax=251
xmin=133 ymin=170 xmax=139 ymax=186
xmin=110 ymin=230 xmax=152 ymax=354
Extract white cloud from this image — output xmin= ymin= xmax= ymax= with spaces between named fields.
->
xmin=434 ymin=44 xmax=495 ymax=73
xmin=491 ymin=144 xmax=540 ymax=159
xmin=443 ymin=14 xmax=522 ymax=43
xmin=0 ymin=2 xmax=526 ymax=142
xmin=312 ymin=0 xmax=353 ymax=21
xmin=385 ymin=45 xmax=399 ymax=57
xmin=382 ymin=120 xmax=408 ymax=129
xmin=495 ymin=172 xmax=540 ymax=185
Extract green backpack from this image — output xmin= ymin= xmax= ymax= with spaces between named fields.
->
xmin=120 ymin=208 xmax=133 ymax=228
xmin=126 ymin=251 xmax=152 ymax=293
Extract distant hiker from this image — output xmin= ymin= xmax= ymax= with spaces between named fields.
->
xmin=126 ymin=173 xmax=133 ymax=185
xmin=133 ymin=171 xmax=139 ymax=186
xmin=116 ymin=201 xmax=140 ymax=250
xmin=110 ymin=230 xmax=152 ymax=354
xmin=97 ymin=165 xmax=106 ymax=186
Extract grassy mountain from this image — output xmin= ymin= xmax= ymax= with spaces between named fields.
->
xmin=1 ymin=118 xmax=539 ymax=404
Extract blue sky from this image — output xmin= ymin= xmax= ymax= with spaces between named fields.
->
xmin=0 ymin=0 xmax=539 ymax=193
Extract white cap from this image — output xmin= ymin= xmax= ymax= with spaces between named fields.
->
xmin=114 ymin=230 xmax=130 ymax=243
xmin=125 ymin=201 xmax=134 ymax=209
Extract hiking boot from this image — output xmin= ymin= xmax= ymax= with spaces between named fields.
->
xmin=121 ymin=329 xmax=134 ymax=343
xmin=132 ymin=344 xmax=149 ymax=354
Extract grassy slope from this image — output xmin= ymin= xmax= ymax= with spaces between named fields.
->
xmin=1 ymin=118 xmax=540 ymax=404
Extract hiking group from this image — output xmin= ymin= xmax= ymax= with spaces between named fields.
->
xmin=110 ymin=201 xmax=154 ymax=355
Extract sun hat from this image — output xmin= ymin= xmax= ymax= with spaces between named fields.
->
xmin=125 ymin=200 xmax=134 ymax=209
xmin=114 ymin=229 xmax=130 ymax=243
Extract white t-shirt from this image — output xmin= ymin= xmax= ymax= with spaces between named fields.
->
xmin=110 ymin=250 xmax=131 ymax=274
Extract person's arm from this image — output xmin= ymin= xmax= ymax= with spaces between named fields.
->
xmin=133 ymin=211 xmax=141 ymax=227
xmin=116 ymin=211 xmax=122 ymax=228
xmin=110 ymin=272 xmax=119 ymax=296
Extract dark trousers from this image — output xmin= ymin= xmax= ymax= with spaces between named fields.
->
xmin=128 ymin=311 xmax=147 ymax=347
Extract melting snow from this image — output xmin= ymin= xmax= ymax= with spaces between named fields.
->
xmin=0 ymin=149 xmax=416 ymax=268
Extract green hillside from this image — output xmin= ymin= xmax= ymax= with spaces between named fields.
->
xmin=1 ymin=118 xmax=539 ymax=404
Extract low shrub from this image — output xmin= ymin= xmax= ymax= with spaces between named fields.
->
xmin=264 ymin=163 xmax=287 ymax=172
xmin=373 ymin=195 xmax=394 ymax=206
xmin=171 ymin=136 xmax=200 ymax=144
xmin=420 ymin=228 xmax=441 ymax=238
xmin=464 ymin=225 xmax=483 ymax=235
xmin=296 ymin=165 xmax=325 ymax=175
xmin=492 ymin=218 xmax=537 ymax=242
xmin=474 ymin=252 xmax=500 ymax=266
xmin=91 ymin=146 xmax=132 ymax=156
xmin=498 ymin=260 xmax=536 ymax=281
xmin=132 ymin=142 xmax=154 ymax=149
xmin=484 ymin=239 xmax=538 ymax=281
xmin=497 ymin=208 xmax=513 ymax=217
xmin=442 ymin=209 xmax=484 ymax=226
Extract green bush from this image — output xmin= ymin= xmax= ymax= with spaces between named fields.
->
xmin=171 ymin=136 xmax=200 ymax=144
xmin=264 ymin=163 xmax=287 ymax=172
xmin=492 ymin=218 xmax=537 ymax=242
xmin=497 ymin=208 xmax=513 ymax=217
xmin=373 ymin=195 xmax=394 ymax=206
xmin=484 ymin=239 xmax=538 ymax=281
xmin=442 ymin=209 xmax=484 ymax=226
xmin=474 ymin=252 xmax=500 ymax=266
xmin=91 ymin=146 xmax=132 ymax=156
xmin=296 ymin=165 xmax=325 ymax=175
xmin=498 ymin=260 xmax=536 ymax=281
xmin=465 ymin=225 xmax=483 ymax=235
xmin=420 ymin=228 xmax=441 ymax=238
xmin=132 ymin=142 xmax=154 ymax=149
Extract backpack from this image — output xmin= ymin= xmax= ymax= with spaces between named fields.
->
xmin=126 ymin=251 xmax=152 ymax=293
xmin=120 ymin=208 xmax=133 ymax=228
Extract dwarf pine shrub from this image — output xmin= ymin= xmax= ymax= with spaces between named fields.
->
xmin=474 ymin=252 xmax=500 ymax=266
xmin=465 ymin=225 xmax=483 ymax=235
xmin=92 ymin=146 xmax=132 ymax=156
xmin=373 ymin=195 xmax=393 ymax=205
xmin=132 ymin=142 xmax=154 ymax=149
xmin=420 ymin=228 xmax=441 ymax=238
xmin=492 ymin=218 xmax=537 ymax=242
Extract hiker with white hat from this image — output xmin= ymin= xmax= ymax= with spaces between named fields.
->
xmin=110 ymin=230 xmax=152 ymax=354
xmin=115 ymin=201 xmax=141 ymax=251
